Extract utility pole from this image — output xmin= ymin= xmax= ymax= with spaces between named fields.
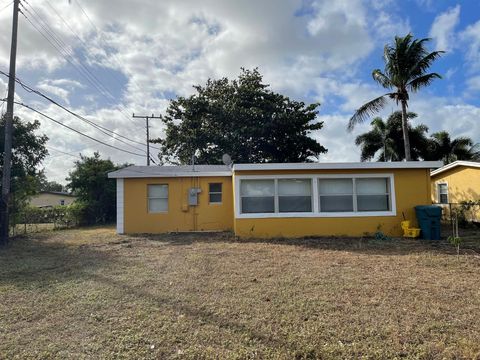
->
xmin=1 ymin=0 xmax=20 ymax=246
xmin=132 ymin=113 xmax=161 ymax=166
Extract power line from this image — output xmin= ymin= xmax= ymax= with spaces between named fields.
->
xmin=133 ymin=113 xmax=162 ymax=165
xmin=0 ymin=70 xmax=159 ymax=153
xmin=19 ymin=1 xmax=145 ymax=132
xmin=0 ymin=1 xmax=12 ymax=13
xmin=1 ymin=99 xmax=146 ymax=157
xmin=46 ymin=146 xmax=82 ymax=159
xmin=72 ymin=0 xmax=163 ymax=125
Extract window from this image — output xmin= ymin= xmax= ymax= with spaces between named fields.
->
xmin=209 ymin=183 xmax=222 ymax=204
xmin=148 ymin=184 xmax=168 ymax=213
xmin=318 ymin=178 xmax=353 ymax=212
xmin=278 ymin=179 xmax=312 ymax=212
xmin=438 ymin=183 xmax=448 ymax=204
xmin=356 ymin=178 xmax=390 ymax=211
xmin=240 ymin=179 xmax=275 ymax=213
xmin=236 ymin=175 xmax=395 ymax=217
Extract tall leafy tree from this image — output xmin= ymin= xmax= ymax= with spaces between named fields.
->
xmin=349 ymin=34 xmax=443 ymax=161
xmin=151 ymin=68 xmax=327 ymax=164
xmin=355 ymin=111 xmax=429 ymax=161
xmin=423 ymin=131 xmax=475 ymax=164
xmin=0 ymin=115 xmax=48 ymax=230
xmin=66 ymin=152 xmax=124 ymax=224
xmin=35 ymin=172 xmax=65 ymax=192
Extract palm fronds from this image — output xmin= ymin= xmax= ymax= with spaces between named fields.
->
xmin=348 ymin=94 xmax=391 ymax=131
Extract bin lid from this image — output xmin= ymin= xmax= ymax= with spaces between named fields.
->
xmin=415 ymin=205 xmax=442 ymax=217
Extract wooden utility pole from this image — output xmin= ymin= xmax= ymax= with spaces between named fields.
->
xmin=1 ymin=0 xmax=20 ymax=246
xmin=132 ymin=113 xmax=161 ymax=166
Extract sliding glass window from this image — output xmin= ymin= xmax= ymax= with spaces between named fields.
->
xmin=278 ymin=179 xmax=312 ymax=212
xmin=240 ymin=180 xmax=275 ymax=213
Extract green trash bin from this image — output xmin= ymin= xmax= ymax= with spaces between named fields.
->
xmin=415 ymin=205 xmax=442 ymax=240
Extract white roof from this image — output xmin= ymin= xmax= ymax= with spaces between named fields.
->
xmin=233 ymin=161 xmax=443 ymax=171
xmin=431 ymin=160 xmax=480 ymax=176
xmin=109 ymin=161 xmax=443 ymax=178
xmin=108 ymin=165 xmax=232 ymax=178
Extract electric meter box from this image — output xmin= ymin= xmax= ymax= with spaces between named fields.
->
xmin=188 ymin=188 xmax=201 ymax=206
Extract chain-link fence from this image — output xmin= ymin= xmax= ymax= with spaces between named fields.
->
xmin=436 ymin=201 xmax=480 ymax=238
xmin=10 ymin=203 xmax=88 ymax=236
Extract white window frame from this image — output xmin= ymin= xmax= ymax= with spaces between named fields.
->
xmin=436 ymin=182 xmax=449 ymax=204
xmin=234 ymin=173 xmax=396 ymax=218
xmin=277 ymin=178 xmax=313 ymax=213
xmin=209 ymin=183 xmax=223 ymax=204
xmin=147 ymin=184 xmax=169 ymax=213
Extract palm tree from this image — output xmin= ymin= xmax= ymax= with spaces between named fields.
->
xmin=355 ymin=111 xmax=429 ymax=161
xmin=424 ymin=131 xmax=475 ymax=164
xmin=348 ymin=34 xmax=444 ymax=161
xmin=466 ymin=143 xmax=480 ymax=161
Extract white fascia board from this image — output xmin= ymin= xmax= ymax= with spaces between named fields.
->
xmin=430 ymin=161 xmax=480 ymax=176
xmin=233 ymin=161 xmax=443 ymax=171
xmin=108 ymin=171 xmax=232 ymax=179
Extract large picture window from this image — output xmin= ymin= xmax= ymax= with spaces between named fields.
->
xmin=278 ymin=179 xmax=312 ymax=212
xmin=240 ymin=180 xmax=275 ymax=213
xmin=236 ymin=175 xmax=394 ymax=217
xmin=148 ymin=184 xmax=168 ymax=213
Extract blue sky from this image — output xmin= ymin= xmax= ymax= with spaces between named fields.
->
xmin=0 ymin=0 xmax=479 ymax=183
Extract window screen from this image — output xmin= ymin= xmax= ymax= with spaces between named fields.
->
xmin=438 ymin=183 xmax=448 ymax=204
xmin=318 ymin=178 xmax=354 ymax=212
xmin=356 ymin=178 xmax=390 ymax=211
xmin=148 ymin=184 xmax=168 ymax=213
xmin=209 ymin=183 xmax=222 ymax=204
xmin=278 ymin=179 xmax=312 ymax=212
xmin=240 ymin=180 xmax=275 ymax=213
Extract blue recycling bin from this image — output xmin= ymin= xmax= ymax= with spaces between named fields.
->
xmin=415 ymin=205 xmax=442 ymax=240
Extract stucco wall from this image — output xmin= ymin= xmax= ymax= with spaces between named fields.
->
xmin=431 ymin=166 xmax=480 ymax=222
xmin=123 ymin=176 xmax=234 ymax=233
xmin=431 ymin=166 xmax=480 ymax=203
xmin=233 ymin=168 xmax=432 ymax=238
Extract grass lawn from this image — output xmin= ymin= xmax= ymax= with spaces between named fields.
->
xmin=1 ymin=227 xmax=480 ymax=359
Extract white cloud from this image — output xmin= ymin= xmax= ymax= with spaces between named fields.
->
xmin=373 ymin=11 xmax=410 ymax=41
xmin=37 ymin=81 xmax=71 ymax=104
xmin=1 ymin=0 xmax=479 ymax=183
xmin=466 ymin=76 xmax=480 ymax=92
xmin=429 ymin=5 xmax=460 ymax=52
xmin=461 ymin=20 xmax=480 ymax=70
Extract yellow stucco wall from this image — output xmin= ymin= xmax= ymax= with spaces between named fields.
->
xmin=431 ymin=166 xmax=480 ymax=203
xmin=233 ymin=168 xmax=432 ymax=238
xmin=431 ymin=166 xmax=480 ymax=222
xmin=123 ymin=176 xmax=233 ymax=233
xmin=29 ymin=193 xmax=77 ymax=208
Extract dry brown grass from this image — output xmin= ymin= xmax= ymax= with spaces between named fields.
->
xmin=1 ymin=227 xmax=480 ymax=359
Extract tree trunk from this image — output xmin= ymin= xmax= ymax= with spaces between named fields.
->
xmin=401 ymin=100 xmax=412 ymax=161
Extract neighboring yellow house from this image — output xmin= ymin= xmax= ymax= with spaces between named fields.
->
xmin=430 ymin=161 xmax=480 ymax=222
xmin=108 ymin=161 xmax=442 ymax=238
xmin=29 ymin=191 xmax=77 ymax=208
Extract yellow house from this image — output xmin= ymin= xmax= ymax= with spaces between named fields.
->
xmin=108 ymin=161 xmax=442 ymax=238
xmin=29 ymin=191 xmax=77 ymax=208
xmin=430 ymin=161 xmax=480 ymax=221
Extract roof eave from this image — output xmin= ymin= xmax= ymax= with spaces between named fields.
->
xmin=108 ymin=171 xmax=233 ymax=179
xmin=233 ymin=161 xmax=443 ymax=171
xmin=431 ymin=161 xmax=480 ymax=176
